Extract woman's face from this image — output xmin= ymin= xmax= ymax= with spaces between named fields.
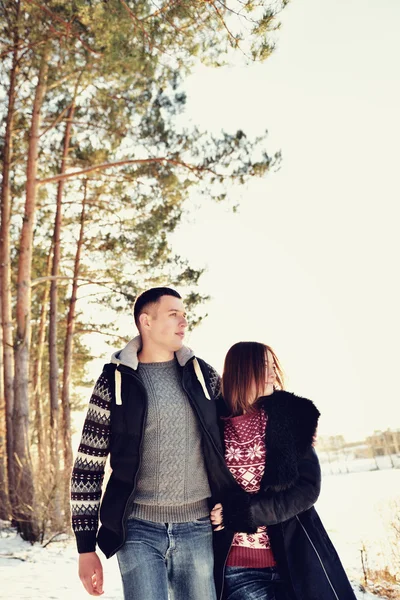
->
xmin=264 ymin=349 xmax=277 ymax=396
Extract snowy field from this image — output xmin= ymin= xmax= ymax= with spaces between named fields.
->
xmin=317 ymin=467 xmax=400 ymax=579
xmin=1 ymin=468 xmax=399 ymax=600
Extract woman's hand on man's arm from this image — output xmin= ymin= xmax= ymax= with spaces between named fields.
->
xmin=217 ymin=447 xmax=321 ymax=534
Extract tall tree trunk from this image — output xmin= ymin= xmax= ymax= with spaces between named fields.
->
xmin=13 ymin=47 xmax=49 ymax=542
xmin=61 ymin=182 xmax=87 ymax=521
xmin=0 ymin=0 xmax=21 ymax=518
xmin=32 ymin=246 xmax=53 ymax=476
xmin=48 ymin=71 xmax=83 ymax=527
xmin=0 ymin=297 xmax=10 ymax=519
xmin=48 ymin=100 xmax=77 ymax=529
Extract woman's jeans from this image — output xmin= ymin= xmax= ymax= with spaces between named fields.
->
xmin=117 ymin=516 xmax=217 ymax=600
xmin=224 ymin=566 xmax=286 ymax=600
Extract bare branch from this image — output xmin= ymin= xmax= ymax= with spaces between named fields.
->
xmin=37 ymin=157 xmax=217 ymax=187
xmin=118 ymin=0 xmax=176 ymax=57
xmin=42 ymin=532 xmax=67 ymax=548
xmin=41 ymin=67 xmax=87 ymax=136
xmin=0 ymin=39 xmax=46 ymax=61
xmin=76 ymin=328 xmax=130 ymax=341
xmin=47 ymin=68 xmax=92 ymax=92
xmin=119 ymin=0 xmax=153 ymax=45
xmin=31 ymin=275 xmax=117 ymax=288
xmin=39 ymin=102 xmax=72 ymax=137
xmin=209 ymin=1 xmax=240 ymax=47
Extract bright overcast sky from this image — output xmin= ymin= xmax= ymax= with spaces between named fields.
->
xmin=85 ymin=0 xmax=399 ymax=443
xmin=167 ymin=0 xmax=400 ymax=441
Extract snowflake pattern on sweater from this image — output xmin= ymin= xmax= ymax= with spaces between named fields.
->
xmin=223 ymin=409 xmax=274 ymax=553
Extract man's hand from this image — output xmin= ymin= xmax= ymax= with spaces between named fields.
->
xmin=79 ymin=552 xmax=104 ymax=596
xmin=210 ymin=503 xmax=224 ymax=531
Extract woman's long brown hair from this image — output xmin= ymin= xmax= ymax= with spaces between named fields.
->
xmin=221 ymin=341 xmax=284 ymax=416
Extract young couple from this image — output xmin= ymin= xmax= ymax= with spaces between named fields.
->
xmin=71 ymin=287 xmax=356 ymax=600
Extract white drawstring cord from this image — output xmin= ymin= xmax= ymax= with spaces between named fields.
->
xmin=115 ymin=368 xmax=122 ymax=405
xmin=193 ymin=358 xmax=211 ymax=400
xmin=115 ymin=357 xmax=210 ymax=405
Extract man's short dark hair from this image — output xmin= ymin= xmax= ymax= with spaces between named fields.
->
xmin=133 ymin=287 xmax=182 ymax=328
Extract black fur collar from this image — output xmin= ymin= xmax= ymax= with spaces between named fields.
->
xmin=260 ymin=390 xmax=320 ymax=490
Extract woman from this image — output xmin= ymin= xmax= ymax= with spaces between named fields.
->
xmin=211 ymin=342 xmax=356 ymax=600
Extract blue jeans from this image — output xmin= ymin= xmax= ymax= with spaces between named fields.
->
xmin=117 ymin=516 xmax=217 ymax=600
xmin=224 ymin=566 xmax=286 ymax=600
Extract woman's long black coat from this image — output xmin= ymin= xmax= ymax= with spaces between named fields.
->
xmin=214 ymin=390 xmax=357 ymax=600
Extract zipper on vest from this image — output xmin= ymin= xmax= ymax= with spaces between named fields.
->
xmin=181 ymin=374 xmax=238 ymax=488
xmin=182 ymin=363 xmax=241 ymax=600
xmin=295 ymin=515 xmax=340 ymax=600
xmin=182 ymin=361 xmax=225 ymax=460
xmin=111 ymin=368 xmax=148 ymax=556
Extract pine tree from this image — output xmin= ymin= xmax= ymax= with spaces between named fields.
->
xmin=1 ymin=0 xmax=287 ymax=539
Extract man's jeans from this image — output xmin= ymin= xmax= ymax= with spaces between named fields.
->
xmin=117 ymin=516 xmax=217 ymax=600
xmin=224 ymin=566 xmax=286 ymax=600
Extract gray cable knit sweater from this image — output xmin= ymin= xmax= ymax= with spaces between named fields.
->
xmin=129 ymin=359 xmax=211 ymax=522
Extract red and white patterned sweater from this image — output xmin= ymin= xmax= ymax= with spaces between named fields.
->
xmin=223 ymin=409 xmax=276 ymax=568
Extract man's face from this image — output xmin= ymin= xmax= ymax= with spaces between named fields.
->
xmin=145 ymin=295 xmax=188 ymax=352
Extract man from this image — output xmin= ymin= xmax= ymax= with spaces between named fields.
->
xmin=71 ymin=287 xmax=230 ymax=600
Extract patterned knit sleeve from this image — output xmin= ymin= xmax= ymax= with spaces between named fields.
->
xmin=70 ymin=369 xmax=112 ymax=553
xmin=205 ymin=362 xmax=221 ymax=398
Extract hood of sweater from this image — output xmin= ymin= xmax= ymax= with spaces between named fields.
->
xmin=110 ymin=335 xmax=210 ymax=405
xmin=110 ymin=335 xmax=194 ymax=370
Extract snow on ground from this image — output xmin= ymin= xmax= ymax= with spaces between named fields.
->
xmin=0 ymin=530 xmax=122 ymax=599
xmin=319 ymin=453 xmax=400 ymax=477
xmin=1 ymin=466 xmax=399 ymax=599
xmin=316 ymin=467 xmax=400 ymax=580
xmin=0 ymin=529 xmax=378 ymax=600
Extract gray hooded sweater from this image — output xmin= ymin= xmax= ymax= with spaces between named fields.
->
xmin=111 ymin=336 xmax=211 ymax=523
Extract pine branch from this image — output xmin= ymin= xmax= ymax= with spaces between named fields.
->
xmin=0 ymin=39 xmax=46 ymax=61
xmin=31 ymin=276 xmax=118 ymax=288
xmin=41 ymin=68 xmax=87 ymax=137
xmin=47 ymin=68 xmax=91 ymax=92
xmin=36 ymin=157 xmax=217 ymax=187
xmin=118 ymin=0 xmax=174 ymax=57
xmin=39 ymin=103 xmax=72 ymax=138
xmin=24 ymin=0 xmax=103 ymax=56
xmin=143 ymin=0 xmax=182 ymax=21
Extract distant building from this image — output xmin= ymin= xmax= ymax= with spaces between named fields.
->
xmin=366 ymin=429 xmax=400 ymax=456
xmin=349 ymin=443 xmax=373 ymax=460
xmin=316 ymin=435 xmax=350 ymax=464
xmin=316 ymin=435 xmax=346 ymax=453
xmin=316 ymin=429 xmax=400 ymax=460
